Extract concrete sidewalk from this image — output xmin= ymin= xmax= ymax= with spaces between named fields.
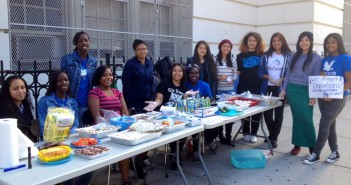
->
xmin=90 ymin=98 xmax=351 ymax=185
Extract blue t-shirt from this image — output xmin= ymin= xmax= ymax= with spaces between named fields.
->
xmin=185 ymin=80 xmax=212 ymax=98
xmin=322 ymin=54 xmax=351 ymax=96
xmin=75 ymin=52 xmax=90 ymax=107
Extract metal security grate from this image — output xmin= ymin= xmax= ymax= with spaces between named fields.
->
xmin=8 ymin=0 xmax=193 ymax=70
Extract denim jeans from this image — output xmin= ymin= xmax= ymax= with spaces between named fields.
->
xmin=313 ymin=97 xmax=347 ymax=156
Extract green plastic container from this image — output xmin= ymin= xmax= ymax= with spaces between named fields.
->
xmin=231 ymin=149 xmax=266 ymax=169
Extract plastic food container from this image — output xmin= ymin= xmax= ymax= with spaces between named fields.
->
xmin=110 ymin=116 xmax=136 ymax=131
xmin=74 ymin=146 xmax=111 ymax=160
xmin=229 ymin=97 xmax=260 ymax=107
xmin=217 ymin=101 xmax=249 ymax=111
xmin=194 ymin=106 xmax=218 ymax=118
xmin=76 ymin=124 xmax=119 ymax=138
xmin=163 ymin=122 xmax=186 ymax=134
xmin=109 ymin=130 xmax=163 ymax=145
xmin=260 ymin=97 xmax=279 ymax=106
xmin=231 ymin=149 xmax=266 ymax=169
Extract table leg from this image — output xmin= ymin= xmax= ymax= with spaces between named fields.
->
xmin=197 ymin=133 xmax=212 ymax=185
xmin=232 ymin=121 xmax=243 ymax=143
xmin=107 ymin=164 xmax=111 ymax=185
xmin=202 ymin=131 xmax=205 ymax=154
xmin=176 ymin=140 xmax=189 ymax=185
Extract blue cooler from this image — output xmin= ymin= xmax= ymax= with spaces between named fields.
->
xmin=110 ymin=116 xmax=136 ymax=131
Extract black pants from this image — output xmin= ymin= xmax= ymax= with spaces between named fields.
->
xmin=242 ymin=113 xmax=261 ymax=135
xmin=193 ymin=127 xmax=220 ymax=152
xmin=263 ymin=86 xmax=286 ymax=141
xmin=218 ymin=123 xmax=234 ymax=138
xmin=169 ymin=139 xmax=186 ymax=155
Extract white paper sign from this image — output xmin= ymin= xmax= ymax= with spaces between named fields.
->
xmin=309 ymin=76 xmax=344 ymax=99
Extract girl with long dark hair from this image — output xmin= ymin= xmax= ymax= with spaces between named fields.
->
xmin=215 ymin=39 xmax=238 ymax=145
xmin=0 ymin=75 xmax=36 ymax=142
xmin=280 ymin=31 xmax=322 ymax=156
xmin=304 ymin=33 xmax=351 ymax=164
xmin=187 ymin=40 xmax=217 ymax=99
xmin=259 ymin=32 xmax=292 ymax=148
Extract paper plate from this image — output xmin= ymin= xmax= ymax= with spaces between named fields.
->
xmin=38 ymin=154 xmax=73 ymax=165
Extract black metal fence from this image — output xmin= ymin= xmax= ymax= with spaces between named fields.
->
xmin=0 ymin=55 xmax=182 ymax=117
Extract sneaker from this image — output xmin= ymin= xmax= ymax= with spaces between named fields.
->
xmin=290 ymin=146 xmax=301 ymax=156
xmin=225 ymin=137 xmax=233 ymax=146
xmin=191 ymin=152 xmax=200 ymax=164
xmin=142 ymin=158 xmax=151 ymax=168
xmin=250 ymin=136 xmax=257 ymax=143
xmin=209 ymin=141 xmax=217 ymax=154
xmin=219 ymin=135 xmax=226 ymax=144
xmin=325 ymin=151 xmax=340 ymax=163
xmin=270 ymin=140 xmax=278 ymax=149
xmin=303 ymin=153 xmax=320 ymax=165
xmin=170 ymin=161 xmax=177 ymax=171
xmin=243 ymin=135 xmax=251 ymax=142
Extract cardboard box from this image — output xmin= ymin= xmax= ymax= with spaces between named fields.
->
xmin=194 ymin=106 xmax=218 ymax=118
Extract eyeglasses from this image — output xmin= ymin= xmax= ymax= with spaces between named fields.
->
xmin=135 ymin=48 xmax=147 ymax=52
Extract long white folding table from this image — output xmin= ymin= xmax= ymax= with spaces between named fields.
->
xmin=201 ymin=102 xmax=282 ymax=154
xmin=0 ymin=125 xmax=211 ymax=185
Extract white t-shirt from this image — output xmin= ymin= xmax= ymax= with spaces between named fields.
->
xmin=267 ymin=52 xmax=284 ymax=86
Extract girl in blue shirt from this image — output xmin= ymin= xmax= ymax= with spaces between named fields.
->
xmin=38 ymin=70 xmax=93 ymax=185
xmin=37 ymin=70 xmax=79 ymax=138
xmin=185 ymin=64 xmax=219 ymax=163
xmin=185 ymin=63 xmax=212 ymax=98
xmin=304 ymin=33 xmax=351 ymax=165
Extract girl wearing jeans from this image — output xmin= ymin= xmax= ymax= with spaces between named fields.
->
xmin=304 ymin=33 xmax=351 ymax=165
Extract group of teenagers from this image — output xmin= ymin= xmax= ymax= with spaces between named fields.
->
xmin=0 ymin=30 xmax=350 ymax=185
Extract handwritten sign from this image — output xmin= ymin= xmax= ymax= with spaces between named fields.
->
xmin=309 ymin=76 xmax=344 ymax=99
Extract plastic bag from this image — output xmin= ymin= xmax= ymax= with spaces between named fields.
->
xmin=43 ymin=107 xmax=75 ymax=142
xmin=96 ymin=109 xmax=120 ymax=124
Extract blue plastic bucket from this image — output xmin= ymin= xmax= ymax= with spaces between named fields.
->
xmin=230 ymin=149 xmax=266 ymax=169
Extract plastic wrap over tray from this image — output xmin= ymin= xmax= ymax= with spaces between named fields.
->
xmin=74 ymin=145 xmax=111 ymax=160
xmin=76 ymin=124 xmax=119 ymax=138
xmin=75 ymin=149 xmax=111 ymax=160
xmin=109 ymin=130 xmax=163 ymax=145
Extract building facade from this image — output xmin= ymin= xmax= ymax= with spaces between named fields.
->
xmin=193 ymin=0 xmax=348 ymax=56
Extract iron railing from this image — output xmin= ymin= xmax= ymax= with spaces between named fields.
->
xmin=0 ymin=55 xmax=183 ymax=117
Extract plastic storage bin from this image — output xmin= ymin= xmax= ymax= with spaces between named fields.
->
xmin=230 ymin=149 xmax=266 ymax=169
xmin=110 ymin=116 xmax=136 ymax=131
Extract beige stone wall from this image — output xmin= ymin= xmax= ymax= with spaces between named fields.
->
xmin=193 ymin=0 xmax=345 ymax=55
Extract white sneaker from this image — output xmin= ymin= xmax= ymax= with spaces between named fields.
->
xmin=243 ymin=135 xmax=251 ymax=142
xmin=250 ymin=136 xmax=258 ymax=143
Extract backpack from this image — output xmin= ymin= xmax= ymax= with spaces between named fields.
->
xmin=154 ymin=56 xmax=174 ymax=82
